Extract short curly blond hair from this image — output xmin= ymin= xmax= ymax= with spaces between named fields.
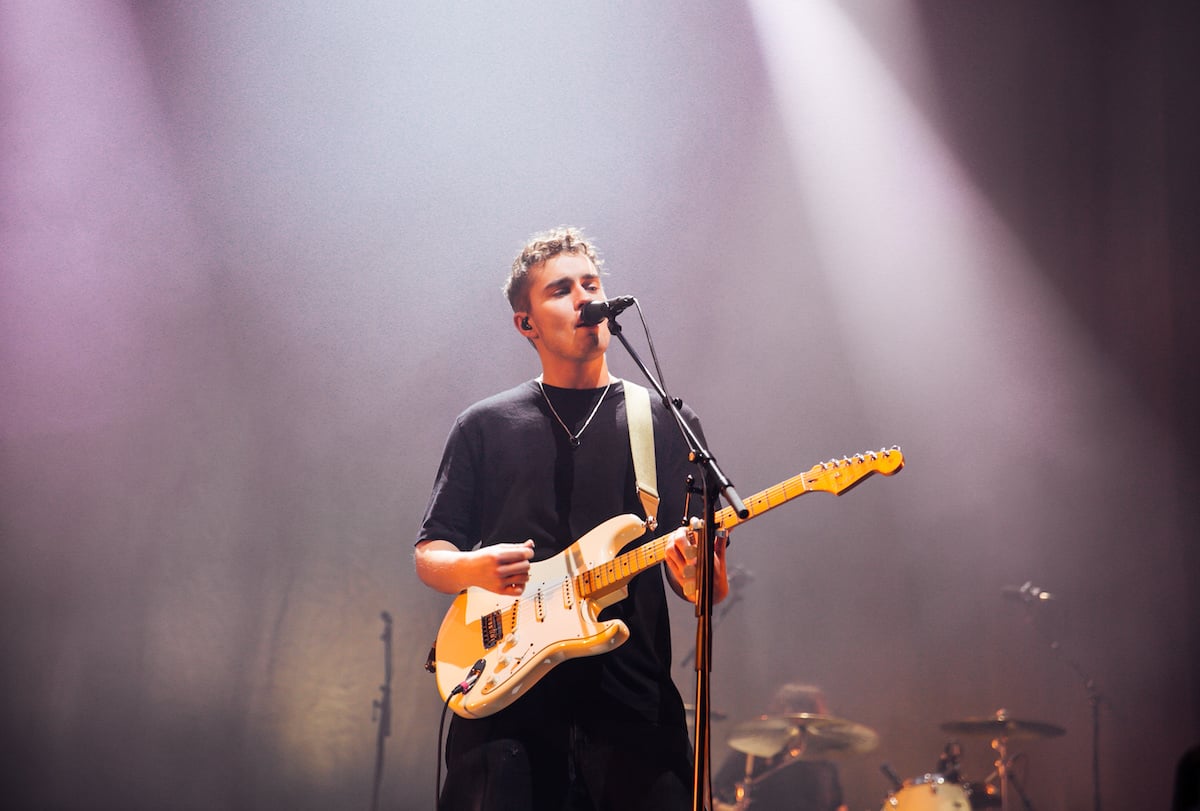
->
xmin=504 ymin=226 xmax=605 ymax=312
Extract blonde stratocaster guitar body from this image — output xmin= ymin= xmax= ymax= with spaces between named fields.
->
xmin=434 ymin=513 xmax=649 ymax=719
xmin=434 ymin=446 xmax=904 ymax=719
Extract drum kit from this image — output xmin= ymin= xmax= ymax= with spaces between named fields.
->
xmin=717 ymin=707 xmax=1064 ymax=811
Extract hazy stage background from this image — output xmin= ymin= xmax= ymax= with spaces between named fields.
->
xmin=2 ymin=2 xmax=1197 ymax=809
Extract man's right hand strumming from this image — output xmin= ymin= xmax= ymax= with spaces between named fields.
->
xmin=414 ymin=538 xmax=535 ymax=595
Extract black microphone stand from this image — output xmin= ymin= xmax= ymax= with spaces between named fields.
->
xmin=605 ymin=314 xmax=748 ymax=811
xmin=1051 ymin=641 xmax=1105 ymax=811
xmin=679 ymin=568 xmax=748 ymax=668
xmin=369 ymin=611 xmax=393 ymax=811
xmin=1021 ymin=601 xmax=1106 ymax=811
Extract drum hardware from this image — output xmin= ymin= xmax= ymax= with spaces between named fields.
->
xmin=880 ymin=762 xmax=905 ymax=792
xmin=938 ymin=713 xmax=1065 ymax=742
xmin=879 ymin=768 xmax=1002 ymax=811
xmin=726 ymin=751 xmax=816 ymax=811
xmin=726 ymin=712 xmax=879 ymax=760
xmin=878 ymin=730 xmax=1040 ymax=811
xmin=936 ymin=740 xmax=964 ymax=783
xmin=684 ymin=703 xmax=727 ymax=722
xmin=881 ymin=773 xmax=972 ymax=811
xmin=879 ymin=746 xmax=997 ymax=811
xmin=939 ymin=710 xmax=1064 ymax=811
xmin=934 ymin=739 xmax=1002 ymax=808
xmin=962 ymin=780 xmax=1001 ymax=809
xmin=722 ymin=713 xmax=878 ymax=810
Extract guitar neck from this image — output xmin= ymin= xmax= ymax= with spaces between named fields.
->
xmin=572 ymin=476 xmax=815 ymax=599
xmin=714 ymin=469 xmax=815 ymax=531
xmin=575 ymin=447 xmax=903 ymax=599
xmin=716 ymin=448 xmax=903 ymax=531
xmin=576 ymin=535 xmax=673 ymax=599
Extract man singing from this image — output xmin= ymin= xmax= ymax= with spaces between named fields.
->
xmin=415 ymin=226 xmax=729 ymax=810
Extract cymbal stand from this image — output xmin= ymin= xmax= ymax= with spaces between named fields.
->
xmin=734 ymin=746 xmax=807 ymax=811
xmin=732 ymin=753 xmax=754 ymax=811
xmin=991 ymin=739 xmax=1036 ymax=811
xmin=1007 ymin=759 xmax=1035 ymax=811
xmin=993 ymin=734 xmax=1010 ymax=811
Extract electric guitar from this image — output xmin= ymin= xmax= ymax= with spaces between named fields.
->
xmin=432 ymin=446 xmax=904 ymax=718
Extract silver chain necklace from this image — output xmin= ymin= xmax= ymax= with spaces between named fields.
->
xmin=537 ymin=378 xmax=613 ymax=448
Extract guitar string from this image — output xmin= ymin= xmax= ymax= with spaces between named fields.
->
xmin=518 ymin=458 xmax=886 ymax=599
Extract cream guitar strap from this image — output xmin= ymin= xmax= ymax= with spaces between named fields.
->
xmin=622 ymin=379 xmax=659 ymax=529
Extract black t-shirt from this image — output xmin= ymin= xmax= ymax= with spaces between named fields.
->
xmin=418 ymin=379 xmax=708 ymax=722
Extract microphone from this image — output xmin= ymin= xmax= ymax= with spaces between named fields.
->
xmin=1002 ymin=581 xmax=1055 ymax=603
xmin=580 ymin=296 xmax=636 ymax=326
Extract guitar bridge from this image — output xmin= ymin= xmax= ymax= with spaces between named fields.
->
xmin=481 ymin=610 xmax=503 ymax=650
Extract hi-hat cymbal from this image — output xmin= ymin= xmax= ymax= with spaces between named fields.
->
xmin=940 ymin=716 xmax=1065 ymax=740
xmin=727 ymin=713 xmax=879 ymax=760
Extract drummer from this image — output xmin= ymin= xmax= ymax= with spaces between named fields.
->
xmin=713 ymin=683 xmax=848 ymax=811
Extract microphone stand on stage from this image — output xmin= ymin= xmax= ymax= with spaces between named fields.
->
xmin=369 ymin=611 xmax=393 ymax=811
xmin=1012 ymin=588 xmax=1107 ymax=811
xmin=603 ymin=305 xmax=748 ymax=811
xmin=1045 ymin=628 xmax=1106 ymax=811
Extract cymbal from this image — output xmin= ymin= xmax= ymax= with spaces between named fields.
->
xmin=940 ymin=716 xmax=1065 ymax=740
xmin=684 ymin=704 xmax=728 ymax=721
xmin=727 ymin=713 xmax=879 ymax=760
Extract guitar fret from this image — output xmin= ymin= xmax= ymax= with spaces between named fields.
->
xmin=574 ymin=537 xmax=673 ymax=599
xmin=575 ymin=445 xmax=902 ymax=596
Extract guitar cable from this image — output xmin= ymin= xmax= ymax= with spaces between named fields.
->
xmin=435 ymin=659 xmax=486 ymax=811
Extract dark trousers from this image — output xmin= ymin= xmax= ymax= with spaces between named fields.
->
xmin=439 ymin=704 xmax=693 ymax=811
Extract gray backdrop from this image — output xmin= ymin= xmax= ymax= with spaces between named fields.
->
xmin=2 ymin=2 xmax=1197 ymax=810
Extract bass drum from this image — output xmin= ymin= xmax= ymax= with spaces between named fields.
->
xmin=882 ymin=774 xmax=971 ymax=811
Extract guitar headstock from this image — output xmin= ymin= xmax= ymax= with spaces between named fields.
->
xmin=802 ymin=446 xmax=904 ymax=495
